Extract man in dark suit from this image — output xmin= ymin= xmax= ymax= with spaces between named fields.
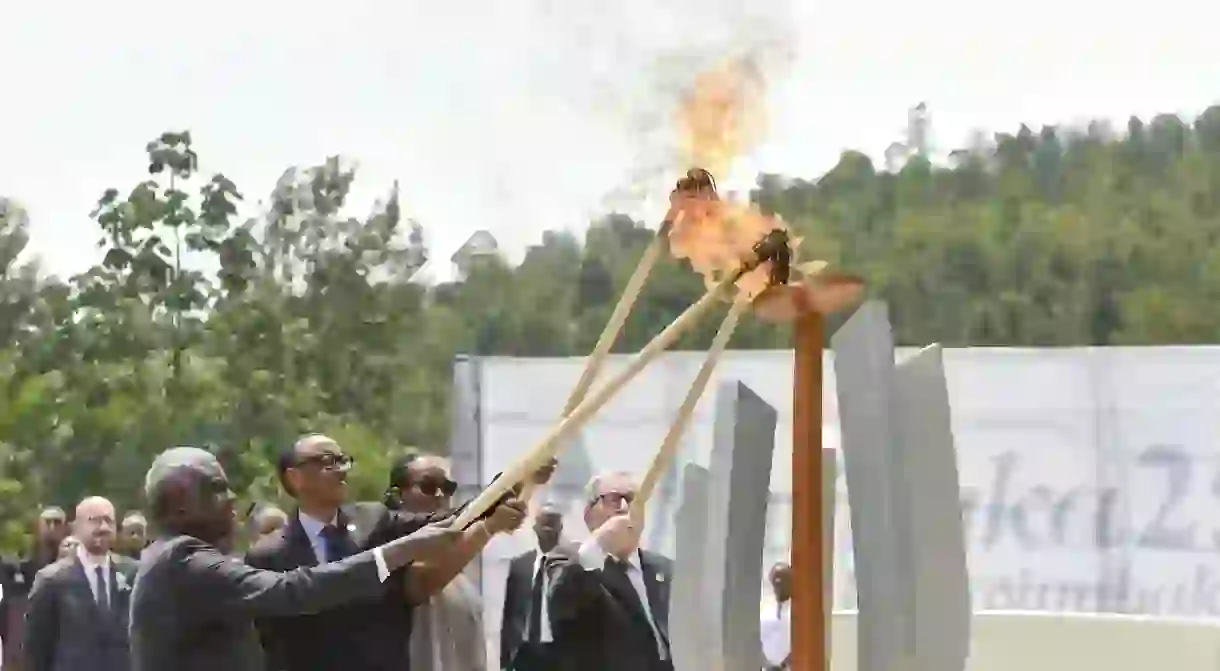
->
xmin=547 ymin=471 xmax=673 ymax=671
xmin=245 ymin=434 xmax=538 ymax=671
xmin=129 ymin=446 xmax=464 ymax=671
xmin=5 ymin=506 xmax=69 ymax=669
xmin=502 ymin=503 xmax=564 ymax=671
xmin=22 ymin=496 xmax=138 ymax=671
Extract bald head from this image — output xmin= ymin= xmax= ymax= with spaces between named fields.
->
xmin=295 ymin=434 xmax=339 ymax=453
xmin=76 ymin=497 xmax=114 ymax=519
xmin=74 ymin=496 xmax=116 ymax=556
xmin=145 ymin=447 xmax=221 ymax=498
xmin=145 ymin=446 xmax=234 ymax=545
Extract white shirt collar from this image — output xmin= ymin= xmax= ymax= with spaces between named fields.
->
xmin=76 ymin=545 xmax=111 ymax=571
xmin=297 ymin=511 xmax=337 ymax=540
xmin=618 ymin=549 xmax=643 ymax=570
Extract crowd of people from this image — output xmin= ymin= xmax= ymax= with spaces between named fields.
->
xmin=0 ymin=434 xmax=793 ymax=671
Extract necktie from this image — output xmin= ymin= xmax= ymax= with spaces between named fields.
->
xmin=320 ymin=525 xmax=352 ymax=563
xmin=604 ymin=557 xmax=646 ymax=617
xmin=94 ymin=566 xmax=109 ymax=610
xmin=528 ymin=561 xmax=545 ymax=644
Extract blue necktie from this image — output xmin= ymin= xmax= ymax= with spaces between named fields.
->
xmin=320 ymin=525 xmax=351 ymax=563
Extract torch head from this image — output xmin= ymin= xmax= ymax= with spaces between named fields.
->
xmin=749 ymin=228 xmax=793 ymax=286
xmin=673 ymin=168 xmax=719 ymax=201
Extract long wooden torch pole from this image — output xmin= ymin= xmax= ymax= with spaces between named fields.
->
xmin=791 ymin=310 xmax=827 ymax=671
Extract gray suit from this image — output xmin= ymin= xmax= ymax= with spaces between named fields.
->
xmin=22 ymin=553 xmax=139 ymax=671
xmin=130 ymin=533 xmax=388 ymax=671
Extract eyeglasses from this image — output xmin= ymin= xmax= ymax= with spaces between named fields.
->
xmin=296 ymin=454 xmax=354 ymax=472
xmin=415 ymin=478 xmax=458 ymax=498
xmin=592 ymin=491 xmax=634 ymax=508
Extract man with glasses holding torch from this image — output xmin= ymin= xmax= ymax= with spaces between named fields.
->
xmin=245 ymin=434 xmax=544 ymax=671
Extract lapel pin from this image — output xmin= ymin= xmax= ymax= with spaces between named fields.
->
xmin=346 ymin=523 xmax=357 ymax=533
xmin=654 ymin=573 xmax=666 ymax=583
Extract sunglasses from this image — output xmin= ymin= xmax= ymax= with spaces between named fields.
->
xmin=414 ymin=478 xmax=458 ymax=498
xmin=296 ymin=454 xmax=355 ymax=471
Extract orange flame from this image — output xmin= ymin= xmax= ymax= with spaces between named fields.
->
xmin=661 ymin=57 xmax=856 ymax=308
xmin=663 ymin=57 xmax=790 ymax=301
xmin=675 ymin=57 xmax=768 ymax=178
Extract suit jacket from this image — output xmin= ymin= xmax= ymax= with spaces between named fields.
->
xmin=546 ymin=544 xmax=672 ymax=671
xmin=243 ymin=502 xmax=452 ymax=671
xmin=130 ymin=533 xmax=387 ymax=671
xmin=500 ymin=550 xmax=539 ymax=670
xmin=21 ymin=553 xmax=139 ymax=671
xmin=5 ymin=553 xmax=51 ymax=671
xmin=0 ymin=556 xmax=23 ymax=669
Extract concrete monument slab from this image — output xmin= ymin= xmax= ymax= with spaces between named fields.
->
xmin=832 ymin=301 xmax=912 ymax=671
xmin=893 ymin=345 xmax=970 ymax=671
xmin=832 ymin=302 xmax=970 ymax=671
xmin=699 ymin=380 xmax=778 ymax=671
xmin=672 ymin=462 xmax=712 ymax=671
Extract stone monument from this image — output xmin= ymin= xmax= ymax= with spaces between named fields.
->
xmin=831 ymin=301 xmax=970 ymax=671
xmin=671 ymin=462 xmax=712 ymax=671
xmin=672 ymin=380 xmax=778 ymax=671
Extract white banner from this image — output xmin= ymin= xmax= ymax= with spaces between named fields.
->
xmin=464 ymin=347 xmax=1220 ymax=659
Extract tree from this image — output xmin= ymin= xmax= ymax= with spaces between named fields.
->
xmin=5 ymin=103 xmax=1220 ymax=552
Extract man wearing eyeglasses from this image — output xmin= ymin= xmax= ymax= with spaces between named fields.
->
xmin=244 ymin=434 xmax=535 ymax=671
xmin=546 ymin=471 xmax=673 ymax=671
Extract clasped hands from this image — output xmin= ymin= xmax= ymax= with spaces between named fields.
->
xmin=484 ymin=457 xmax=559 ymax=535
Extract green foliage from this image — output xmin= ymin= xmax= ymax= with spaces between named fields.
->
xmin=2 ymin=109 xmax=1220 ymax=553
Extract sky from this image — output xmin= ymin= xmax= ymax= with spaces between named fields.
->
xmin=3 ymin=0 xmax=1218 ymax=281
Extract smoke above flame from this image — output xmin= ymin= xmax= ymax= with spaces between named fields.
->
xmin=664 ymin=55 xmax=801 ymax=302
xmin=675 ymin=56 xmax=770 ymax=181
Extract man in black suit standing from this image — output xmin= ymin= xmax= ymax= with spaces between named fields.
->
xmin=245 ymin=435 xmax=539 ymax=671
xmin=547 ymin=471 xmax=673 ymax=671
xmin=22 ymin=496 xmax=138 ymax=671
xmin=501 ymin=504 xmax=564 ymax=671
xmin=5 ymin=506 xmax=69 ymax=668
xmin=129 ymin=446 xmax=463 ymax=671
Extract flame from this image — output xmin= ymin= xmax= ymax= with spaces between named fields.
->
xmin=667 ymin=193 xmax=793 ymax=301
xmin=663 ymin=57 xmax=842 ymax=305
xmin=675 ymin=56 xmax=768 ymax=178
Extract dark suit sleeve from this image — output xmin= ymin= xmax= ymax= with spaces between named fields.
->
xmin=242 ymin=546 xmax=288 ymax=671
xmin=545 ymin=547 xmax=606 ymax=627
xmin=500 ymin=561 xmax=519 ymax=669
xmin=178 ymin=537 xmax=384 ymax=618
xmin=21 ymin=568 xmax=58 ymax=671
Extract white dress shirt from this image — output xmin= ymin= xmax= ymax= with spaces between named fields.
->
xmin=760 ymin=598 xmax=791 ymax=667
xmin=298 ymin=511 xmax=390 ymax=580
xmin=77 ymin=546 xmax=111 ymax=604
xmin=577 ymin=540 xmax=667 ymax=659
xmin=528 ymin=550 xmax=553 ymax=643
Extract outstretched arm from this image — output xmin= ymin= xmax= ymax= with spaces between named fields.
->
xmin=185 ymin=538 xmax=385 ymax=618
xmin=185 ymin=525 xmax=460 ymax=618
xmin=404 ymin=497 xmax=526 ymax=603
xmin=404 ymin=521 xmax=496 ymax=604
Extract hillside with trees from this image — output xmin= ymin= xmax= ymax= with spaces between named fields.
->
xmin=2 ymin=105 xmax=1219 ymax=550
